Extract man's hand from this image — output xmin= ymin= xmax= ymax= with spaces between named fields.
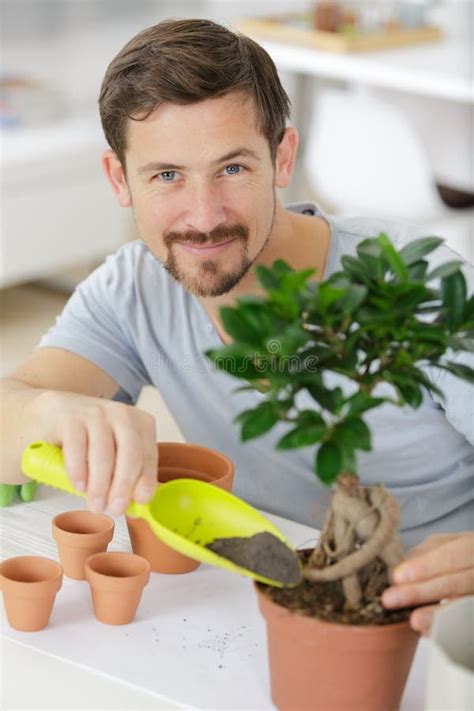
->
xmin=32 ymin=390 xmax=158 ymax=516
xmin=382 ymin=532 xmax=474 ymax=635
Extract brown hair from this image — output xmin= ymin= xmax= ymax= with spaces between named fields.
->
xmin=99 ymin=18 xmax=291 ymax=167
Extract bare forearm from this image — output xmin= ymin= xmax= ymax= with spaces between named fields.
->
xmin=0 ymin=378 xmax=51 ymax=484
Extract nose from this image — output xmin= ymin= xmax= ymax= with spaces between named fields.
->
xmin=184 ymin=181 xmax=227 ymax=234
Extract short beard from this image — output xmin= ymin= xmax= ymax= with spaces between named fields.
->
xmin=166 ymin=250 xmax=253 ymax=297
xmin=162 ymin=196 xmax=276 ymax=297
xmin=163 ymin=223 xmax=252 ymax=297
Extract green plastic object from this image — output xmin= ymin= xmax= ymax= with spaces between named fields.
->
xmin=21 ymin=441 xmax=301 ymax=587
xmin=0 ymin=481 xmax=38 ymax=507
xmin=0 ymin=484 xmax=16 ymax=507
xmin=19 ymin=480 xmax=38 ymax=502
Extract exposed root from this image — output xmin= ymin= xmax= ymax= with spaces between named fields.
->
xmin=304 ymin=479 xmax=404 ymax=609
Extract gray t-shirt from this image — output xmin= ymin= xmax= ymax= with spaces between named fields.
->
xmin=39 ymin=202 xmax=474 ymax=546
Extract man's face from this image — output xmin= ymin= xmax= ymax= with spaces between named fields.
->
xmin=106 ymin=93 xmax=284 ymax=297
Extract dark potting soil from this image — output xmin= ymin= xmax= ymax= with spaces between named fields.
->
xmin=206 ymin=531 xmax=302 ymax=586
xmin=261 ymin=549 xmax=412 ymax=626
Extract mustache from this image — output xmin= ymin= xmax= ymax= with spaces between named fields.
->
xmin=164 ymin=223 xmax=248 ymax=248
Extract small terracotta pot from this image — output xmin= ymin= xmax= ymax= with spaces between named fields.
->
xmin=52 ymin=510 xmax=114 ymax=580
xmin=126 ymin=442 xmax=234 ymax=574
xmin=85 ymin=551 xmax=150 ymax=625
xmin=0 ymin=556 xmax=63 ymax=631
xmin=256 ymin=584 xmax=419 ymax=711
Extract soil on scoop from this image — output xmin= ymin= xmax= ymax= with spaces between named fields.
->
xmin=206 ymin=531 xmax=302 ymax=586
xmin=261 ymin=549 xmax=412 ymax=626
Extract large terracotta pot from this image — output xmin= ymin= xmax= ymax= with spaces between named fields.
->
xmin=256 ymin=583 xmax=419 ymax=711
xmin=126 ymin=442 xmax=234 ymax=574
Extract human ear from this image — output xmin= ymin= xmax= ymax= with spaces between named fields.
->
xmin=101 ymin=149 xmax=132 ymax=207
xmin=274 ymin=127 xmax=299 ymax=189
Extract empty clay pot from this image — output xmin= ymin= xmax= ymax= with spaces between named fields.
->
xmin=85 ymin=551 xmax=150 ymax=625
xmin=256 ymin=583 xmax=419 ymax=711
xmin=52 ymin=510 xmax=114 ymax=580
xmin=0 ymin=556 xmax=63 ymax=631
xmin=126 ymin=442 xmax=234 ymax=574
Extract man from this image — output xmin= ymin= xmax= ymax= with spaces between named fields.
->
xmin=1 ymin=19 xmax=473 ymax=632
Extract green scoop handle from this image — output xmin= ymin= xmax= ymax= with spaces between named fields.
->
xmin=21 ymin=441 xmax=302 ymax=587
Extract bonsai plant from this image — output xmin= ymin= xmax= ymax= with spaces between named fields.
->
xmin=206 ymin=234 xmax=473 ymax=710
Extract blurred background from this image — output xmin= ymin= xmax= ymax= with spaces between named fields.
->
xmin=1 ymin=0 xmax=473 ymax=377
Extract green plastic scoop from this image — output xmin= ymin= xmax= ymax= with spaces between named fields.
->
xmin=21 ymin=441 xmax=302 ymax=587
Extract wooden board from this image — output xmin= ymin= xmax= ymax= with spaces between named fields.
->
xmin=237 ymin=17 xmax=442 ymax=53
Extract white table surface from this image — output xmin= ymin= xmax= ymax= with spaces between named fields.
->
xmin=257 ymin=37 xmax=473 ymax=104
xmin=0 ymin=486 xmax=428 ymax=710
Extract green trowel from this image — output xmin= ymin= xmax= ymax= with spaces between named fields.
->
xmin=21 ymin=441 xmax=302 ymax=587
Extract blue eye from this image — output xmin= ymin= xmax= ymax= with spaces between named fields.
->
xmin=224 ymin=164 xmax=242 ymax=175
xmin=157 ymin=171 xmax=177 ymax=182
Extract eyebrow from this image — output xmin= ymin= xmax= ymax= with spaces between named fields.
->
xmin=136 ymin=147 xmax=261 ymax=175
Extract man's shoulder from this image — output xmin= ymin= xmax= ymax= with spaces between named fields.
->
xmin=331 ymin=214 xmax=473 ymax=283
xmin=287 ymin=202 xmax=425 ymax=254
xmin=331 ymin=214 xmax=422 ymax=251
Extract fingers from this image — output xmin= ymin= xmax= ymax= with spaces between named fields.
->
xmin=60 ymin=418 xmax=88 ymax=492
xmin=133 ymin=443 xmax=158 ymax=504
xmin=105 ymin=409 xmax=158 ymax=515
xmin=393 ymin=534 xmax=474 ymax=584
xmin=105 ymin=427 xmax=142 ymax=514
xmin=382 ymin=568 xmax=474 ymax=609
xmin=409 ymin=604 xmax=440 ymax=636
xmin=58 ymin=401 xmax=157 ymax=515
xmin=86 ymin=415 xmax=116 ymax=513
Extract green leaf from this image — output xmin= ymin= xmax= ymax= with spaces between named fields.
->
xmin=339 ymin=446 xmax=357 ymax=475
xmin=426 ymin=261 xmax=463 ymax=281
xmin=316 ymin=441 xmax=342 ymax=485
xmin=447 ymin=336 xmax=474 ymax=352
xmin=436 ymin=362 xmax=474 ymax=384
xmin=464 ymin=295 xmax=474 ymax=321
xmin=378 ymin=233 xmax=408 ymax=280
xmin=357 ymin=238 xmax=383 ymax=260
xmin=277 ymin=423 xmax=326 ymax=449
xmin=206 ymin=346 xmax=262 ymax=380
xmin=317 ymin=283 xmax=347 ymax=313
xmin=346 ymin=393 xmax=387 ymax=417
xmin=334 ymin=418 xmax=372 ymax=451
xmin=407 ymin=368 xmax=445 ymax=400
xmin=273 ymin=260 xmax=294 ymax=276
xmin=306 ymin=384 xmax=344 ymax=414
xmin=235 ymin=402 xmax=279 ymax=441
xmin=297 ymin=410 xmax=326 ymax=426
xmin=399 ymin=236 xmax=444 ymax=266
xmin=407 ymin=260 xmax=428 ymax=281
xmin=394 ymin=284 xmax=428 ymax=310
xmin=386 ymin=373 xmax=424 ymax=408
xmin=281 ymin=269 xmax=316 ymax=292
xmin=340 ymin=256 xmax=372 ymax=284
xmin=410 ymin=326 xmax=447 ymax=344
xmin=356 ymin=239 xmax=384 ymax=280
xmin=219 ymin=308 xmax=261 ymax=346
xmin=442 ymin=271 xmax=467 ymax=329
xmin=339 ymin=284 xmax=368 ymax=314
xmin=255 ymin=264 xmax=282 ymax=290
